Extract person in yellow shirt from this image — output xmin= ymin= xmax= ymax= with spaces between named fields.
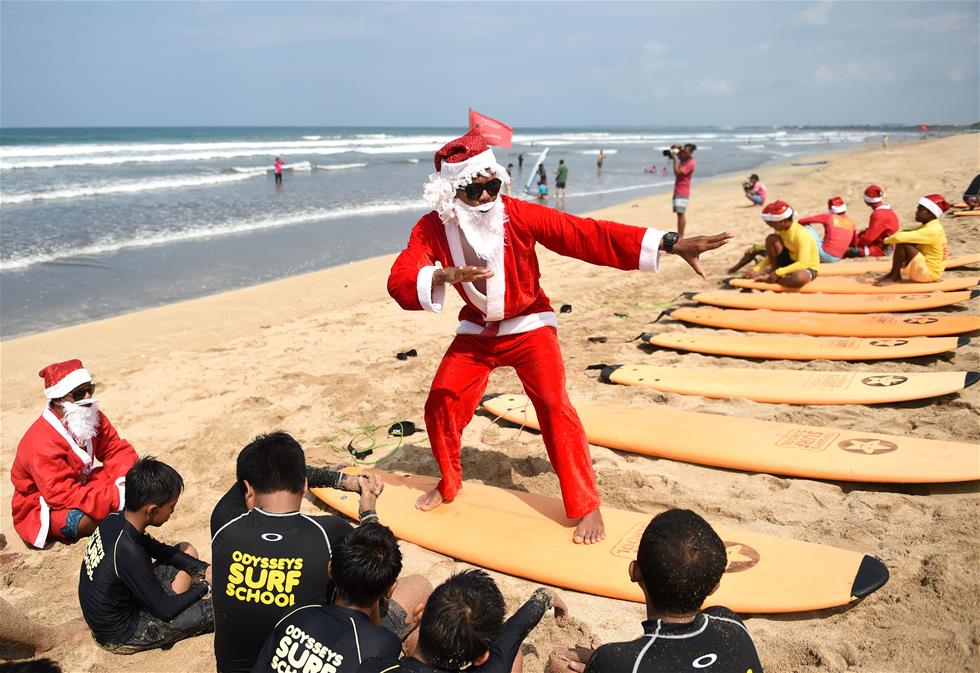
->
xmin=743 ymin=199 xmax=820 ymax=288
xmin=874 ymin=194 xmax=950 ymax=285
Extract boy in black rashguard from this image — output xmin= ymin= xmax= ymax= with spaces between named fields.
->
xmin=251 ymin=523 xmax=405 ymax=672
xmin=211 ymin=432 xmax=385 ymax=673
xmin=548 ymin=509 xmax=762 ymax=673
xmin=78 ymin=457 xmax=212 ymax=654
xmin=357 ymin=569 xmax=567 ymax=673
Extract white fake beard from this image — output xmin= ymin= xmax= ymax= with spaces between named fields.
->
xmin=453 ymin=198 xmax=505 ymax=262
xmin=61 ymin=399 xmax=101 ymax=443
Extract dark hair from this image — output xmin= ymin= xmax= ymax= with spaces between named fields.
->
xmin=332 ymin=523 xmax=402 ymax=607
xmin=417 ymin=569 xmax=506 ymax=668
xmin=749 ymin=174 xmax=759 ymax=181
xmin=636 ymin=509 xmax=727 ymax=614
xmin=125 ymin=457 xmax=184 ymax=512
xmin=0 ymin=659 xmax=63 ymax=673
xmin=236 ymin=432 xmax=306 ymax=494
xmin=683 ymin=143 xmax=697 ymax=152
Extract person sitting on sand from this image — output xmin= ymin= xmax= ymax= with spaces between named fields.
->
xmin=743 ymin=174 xmax=767 ymax=206
xmin=211 ymin=432 xmax=420 ymax=673
xmin=798 ymin=196 xmax=855 ymax=263
xmin=78 ymin=457 xmax=213 ymax=654
xmin=11 ymin=359 xmax=137 ymax=549
xmin=546 ymin=509 xmax=763 ymax=673
xmin=962 ymin=174 xmax=980 ymax=210
xmin=874 ymin=194 xmax=950 ymax=286
xmin=251 ymin=523 xmax=418 ymax=672
xmin=743 ymin=200 xmax=819 ymax=288
xmin=357 ymin=569 xmax=567 ymax=673
xmin=387 ymin=128 xmax=731 ymax=545
xmin=846 ymin=185 xmax=900 ymax=258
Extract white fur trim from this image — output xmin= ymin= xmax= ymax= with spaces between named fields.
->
xmin=876 ymin=204 xmax=891 ymax=210
xmin=44 ymin=368 xmax=92 ymax=399
xmin=864 ymin=195 xmax=883 ymax=204
xmin=42 ymin=408 xmax=93 ymax=471
xmin=483 ymin=226 xmax=506 ymax=322
xmin=457 ymin=312 xmax=558 ymax=336
xmin=829 ymin=204 xmax=847 ymax=214
xmin=115 ymin=476 xmax=126 ymax=512
xmin=33 ymin=496 xmax=51 ymax=548
xmin=918 ymin=196 xmax=945 ymax=218
xmin=762 ymin=207 xmax=794 ymax=222
xmin=424 ymin=148 xmax=511 ymax=224
xmin=417 ymin=264 xmax=445 ymax=313
xmin=638 ymin=228 xmax=664 ymax=272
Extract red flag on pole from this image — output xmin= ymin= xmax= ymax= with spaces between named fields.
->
xmin=468 ymin=108 xmax=513 ymax=149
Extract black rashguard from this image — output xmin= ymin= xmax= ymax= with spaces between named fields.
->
xmin=250 ymin=604 xmax=401 ymax=673
xmin=78 ymin=513 xmax=209 ymax=645
xmin=356 ymin=588 xmax=553 ymax=673
xmin=584 ymin=606 xmax=763 ymax=673
xmin=211 ymin=482 xmax=354 ymax=673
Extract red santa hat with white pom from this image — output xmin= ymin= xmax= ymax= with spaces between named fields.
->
xmin=827 ymin=196 xmax=847 ymax=214
xmin=423 ymin=128 xmax=511 ymax=223
xmin=39 ymin=359 xmax=91 ymax=399
xmin=918 ymin=194 xmax=950 ymax=219
xmin=863 ymin=185 xmax=885 ymax=204
xmin=761 ymin=200 xmax=794 ymax=222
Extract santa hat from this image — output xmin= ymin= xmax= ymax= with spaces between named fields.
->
xmin=423 ymin=128 xmax=511 ymax=223
xmin=827 ymin=196 xmax=847 ymax=214
xmin=39 ymin=359 xmax=91 ymax=399
xmin=761 ymin=200 xmax=794 ymax=222
xmin=918 ymin=194 xmax=950 ymax=219
xmin=863 ymin=185 xmax=885 ymax=204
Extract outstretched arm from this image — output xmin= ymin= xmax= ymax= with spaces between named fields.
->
xmin=670 ymin=232 xmax=734 ymax=279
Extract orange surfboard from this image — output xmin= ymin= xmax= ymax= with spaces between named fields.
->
xmin=312 ymin=469 xmax=889 ymax=613
xmin=688 ymin=289 xmax=979 ymax=313
xmin=664 ymin=307 xmax=980 ymax=337
xmin=641 ymin=331 xmax=968 ymax=361
xmin=481 ymin=394 xmax=980 ymax=483
xmin=819 ymin=253 xmax=980 ymax=276
xmin=726 ymin=276 xmax=979 ymax=294
xmin=952 ymin=210 xmax=980 ymax=217
xmin=600 ymin=364 xmax=979 ymax=405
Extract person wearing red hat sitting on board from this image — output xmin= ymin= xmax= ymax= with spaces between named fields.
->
xmin=743 ymin=200 xmax=820 ymax=288
xmin=10 ymin=359 xmax=138 ymax=548
xmin=387 ymin=129 xmax=732 ymax=544
xmin=797 ymin=196 xmax=855 ymax=263
xmin=874 ymin=194 xmax=950 ymax=285
xmin=846 ymin=185 xmax=900 ymax=258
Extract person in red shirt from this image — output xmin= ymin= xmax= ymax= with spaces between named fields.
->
xmin=273 ymin=157 xmax=285 ymax=185
xmin=10 ymin=360 xmax=138 ymax=548
xmin=846 ymin=184 xmax=900 ymax=257
xmin=670 ymin=144 xmax=696 ymax=238
xmin=798 ymin=196 xmax=855 ymax=263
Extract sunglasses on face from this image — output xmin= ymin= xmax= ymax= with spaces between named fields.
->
xmin=67 ymin=383 xmax=95 ymax=400
xmin=461 ymin=178 xmax=502 ymax=201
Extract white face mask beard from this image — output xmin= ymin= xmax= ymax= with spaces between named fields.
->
xmin=452 ymin=197 xmax=505 ymax=262
xmin=61 ymin=398 xmax=101 ymax=443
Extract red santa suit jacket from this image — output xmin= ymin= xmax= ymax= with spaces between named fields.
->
xmin=10 ymin=408 xmax=137 ymax=548
xmin=853 ymin=204 xmax=900 ymax=256
xmin=387 ymin=196 xmax=663 ymax=335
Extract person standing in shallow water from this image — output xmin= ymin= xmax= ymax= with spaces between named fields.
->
xmin=273 ymin=157 xmax=284 ymax=185
xmin=386 ymin=128 xmax=732 ymax=544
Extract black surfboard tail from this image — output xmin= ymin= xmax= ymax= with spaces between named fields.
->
xmin=598 ymin=364 xmax=622 ymax=384
xmin=850 ymin=555 xmax=889 ymax=600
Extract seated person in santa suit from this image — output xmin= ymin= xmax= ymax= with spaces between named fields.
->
xmin=10 ymin=359 xmax=138 ymax=548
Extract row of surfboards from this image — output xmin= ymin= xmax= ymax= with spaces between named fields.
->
xmin=312 ymin=253 xmax=978 ymax=617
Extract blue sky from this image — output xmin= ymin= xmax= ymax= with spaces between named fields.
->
xmin=2 ymin=1 xmax=977 ymax=128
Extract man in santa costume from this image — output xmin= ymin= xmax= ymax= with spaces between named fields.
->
xmin=387 ymin=129 xmax=731 ymax=544
xmin=846 ymin=185 xmax=900 ymax=258
xmin=10 ymin=359 xmax=138 ymax=548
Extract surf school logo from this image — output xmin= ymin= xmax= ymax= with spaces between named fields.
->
xmin=903 ymin=317 xmax=938 ymax=324
xmin=838 ymin=438 xmax=898 ymax=455
xmin=610 ymin=523 xmax=645 ymax=560
xmin=723 ymin=542 xmax=760 ymax=573
xmin=869 ymin=339 xmax=909 ymax=347
xmin=861 ymin=375 xmax=908 ymax=387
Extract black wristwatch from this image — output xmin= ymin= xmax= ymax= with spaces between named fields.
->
xmin=661 ymin=231 xmax=679 ymax=254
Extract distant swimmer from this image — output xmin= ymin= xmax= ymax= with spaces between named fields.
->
xmin=597 ymin=149 xmax=604 ymax=173
xmin=387 ymin=129 xmax=732 ymax=544
xmin=798 ymin=196 xmax=856 ymax=263
xmin=743 ymin=200 xmax=820 ymax=288
xmin=874 ymin=194 xmax=950 ymax=286
xmin=537 ymin=163 xmax=549 ymax=200
xmin=273 ymin=156 xmax=284 ymax=185
xmin=555 ymin=159 xmax=568 ymax=202
xmin=518 ymin=153 xmax=524 ymax=170
xmin=846 ymin=185 xmax=900 ymax=257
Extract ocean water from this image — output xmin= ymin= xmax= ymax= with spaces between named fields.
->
xmin=0 ymin=126 xmax=913 ymax=337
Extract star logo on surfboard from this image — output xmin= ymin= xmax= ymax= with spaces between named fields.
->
xmin=861 ymin=375 xmax=909 ymax=387
xmin=838 ymin=438 xmax=899 ymax=455
xmin=869 ymin=339 xmax=909 ymax=347
xmin=903 ymin=317 xmax=938 ymax=324
xmin=723 ymin=542 xmax=760 ymax=573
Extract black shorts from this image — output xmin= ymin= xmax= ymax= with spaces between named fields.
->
xmin=99 ymin=565 xmax=214 ymax=654
xmin=556 ymin=181 xmax=566 ymax=189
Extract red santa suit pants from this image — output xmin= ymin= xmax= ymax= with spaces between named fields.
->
xmin=424 ymin=326 xmax=600 ymax=519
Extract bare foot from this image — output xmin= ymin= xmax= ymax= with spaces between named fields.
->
xmin=573 ymin=509 xmax=606 ymax=545
xmin=873 ymin=274 xmax=900 ymax=286
xmin=415 ymin=487 xmax=447 ymax=511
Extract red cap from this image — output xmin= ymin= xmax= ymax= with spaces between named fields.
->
xmin=39 ymin=359 xmax=91 ymax=399
xmin=918 ymin=194 xmax=950 ymax=219
xmin=828 ymin=196 xmax=847 ymax=214
xmin=863 ymin=185 xmax=884 ymax=204
xmin=433 ymin=128 xmax=490 ymax=172
xmin=761 ymin=200 xmax=794 ymax=222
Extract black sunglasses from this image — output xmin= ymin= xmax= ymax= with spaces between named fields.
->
xmin=462 ymin=178 xmax=502 ymax=201
xmin=67 ymin=383 xmax=95 ymax=400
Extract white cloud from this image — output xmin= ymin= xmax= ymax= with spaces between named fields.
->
xmin=797 ymin=0 xmax=833 ymax=26
xmin=899 ymin=10 xmax=977 ymax=34
xmin=699 ymin=79 xmax=735 ymax=96
xmin=813 ymin=61 xmax=895 ymax=87
xmin=640 ymin=39 xmax=678 ymax=71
